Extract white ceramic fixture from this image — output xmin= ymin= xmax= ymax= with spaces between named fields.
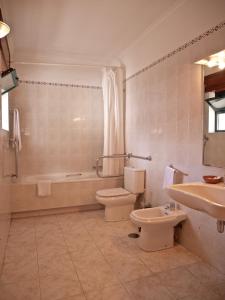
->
xmin=130 ymin=205 xmax=186 ymax=251
xmin=166 ymin=182 xmax=225 ymax=220
xmin=166 ymin=182 xmax=225 ymax=232
xmin=0 ymin=21 xmax=10 ymax=38
xmin=96 ymin=167 xmax=145 ymax=221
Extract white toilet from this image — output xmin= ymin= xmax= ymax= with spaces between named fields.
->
xmin=130 ymin=205 xmax=186 ymax=251
xmin=96 ymin=167 xmax=145 ymax=221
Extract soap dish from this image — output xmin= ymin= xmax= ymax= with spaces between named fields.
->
xmin=203 ymin=175 xmax=223 ymax=184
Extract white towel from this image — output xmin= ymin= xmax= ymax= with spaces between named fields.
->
xmin=12 ymin=108 xmax=22 ymax=151
xmin=37 ymin=181 xmax=52 ymax=197
xmin=163 ymin=166 xmax=176 ymax=189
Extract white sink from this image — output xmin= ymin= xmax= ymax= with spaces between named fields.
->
xmin=166 ymin=182 xmax=225 ymax=221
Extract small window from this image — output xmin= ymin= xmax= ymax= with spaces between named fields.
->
xmin=208 ymin=106 xmax=215 ymax=133
xmin=1 ymin=92 xmax=9 ymax=131
xmin=216 ymin=111 xmax=225 ymax=131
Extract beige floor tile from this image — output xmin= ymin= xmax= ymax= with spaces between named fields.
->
xmin=59 ymin=295 xmax=86 ymax=300
xmin=209 ymin=280 xmax=225 ymax=298
xmin=70 ymin=243 xmax=105 ymax=268
xmin=60 ymin=220 xmax=87 ymax=235
xmin=179 ymin=288 xmax=222 ymax=300
xmin=6 ymin=230 xmax=36 ymax=249
xmin=157 ymin=267 xmax=208 ymax=299
xmin=4 ymin=243 xmax=37 ymax=264
xmin=3 ymin=210 xmax=225 ymax=300
xmin=0 ymin=253 xmax=38 ymax=285
xmin=38 ymin=253 xmax=76 ymax=278
xmin=36 ymin=226 xmax=67 ymax=258
xmin=35 ymin=215 xmax=58 ymax=226
xmin=125 ymin=275 xmax=173 ymax=300
xmin=100 ymin=237 xmax=140 ymax=259
xmin=36 ymin=224 xmax=63 ymax=240
xmin=107 ymin=254 xmax=151 ymax=283
xmin=10 ymin=217 xmax=35 ymax=228
xmin=66 ymin=236 xmax=96 ymax=254
xmin=40 ymin=273 xmax=83 ymax=300
xmin=62 ymin=226 xmax=92 ymax=249
xmin=37 ymin=239 xmax=68 ymax=259
xmin=9 ymin=218 xmax=35 ymax=236
xmin=119 ymin=236 xmax=142 ymax=254
xmin=85 ymin=284 xmax=131 ymax=300
xmin=75 ymin=261 xmax=120 ymax=293
xmin=36 ymin=226 xmax=64 ymax=242
xmin=0 ymin=279 xmax=40 ymax=300
xmin=81 ymin=210 xmax=104 ymax=220
xmin=138 ymin=245 xmax=200 ymax=273
xmin=83 ymin=218 xmax=106 ymax=232
xmin=87 ymin=222 xmax=115 ymax=235
xmin=106 ymin=221 xmax=137 ymax=238
xmin=91 ymin=232 xmax=119 ymax=248
xmin=186 ymin=262 xmax=225 ymax=285
xmin=57 ymin=212 xmax=85 ymax=224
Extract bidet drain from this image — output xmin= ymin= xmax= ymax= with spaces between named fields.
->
xmin=128 ymin=233 xmax=139 ymax=238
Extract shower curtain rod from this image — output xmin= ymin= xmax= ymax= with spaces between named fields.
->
xmin=12 ymin=61 xmax=119 ymax=69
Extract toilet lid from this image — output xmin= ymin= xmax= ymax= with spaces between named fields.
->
xmin=96 ymin=188 xmax=130 ymax=197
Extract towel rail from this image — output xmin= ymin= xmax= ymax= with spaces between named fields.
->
xmin=169 ymin=164 xmax=188 ymax=176
xmin=96 ymin=153 xmax=152 ymax=178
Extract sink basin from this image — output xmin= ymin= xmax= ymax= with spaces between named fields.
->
xmin=166 ymin=182 xmax=225 ymax=220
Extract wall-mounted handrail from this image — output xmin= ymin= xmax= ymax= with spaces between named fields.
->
xmin=96 ymin=153 xmax=152 ymax=178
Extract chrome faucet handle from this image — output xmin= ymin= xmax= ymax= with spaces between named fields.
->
xmin=165 ymin=202 xmax=176 ymax=210
xmin=169 ymin=202 xmax=176 ymax=211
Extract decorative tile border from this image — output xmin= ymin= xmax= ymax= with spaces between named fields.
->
xmin=19 ymin=79 xmax=102 ymax=90
xmin=126 ymin=20 xmax=225 ymax=82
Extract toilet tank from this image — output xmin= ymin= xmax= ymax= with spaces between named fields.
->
xmin=124 ymin=167 xmax=145 ymax=194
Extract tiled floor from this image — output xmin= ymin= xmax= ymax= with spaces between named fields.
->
xmin=0 ymin=209 xmax=225 ymax=300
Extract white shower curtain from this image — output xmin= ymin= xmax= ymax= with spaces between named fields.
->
xmin=102 ymin=67 xmax=124 ymax=176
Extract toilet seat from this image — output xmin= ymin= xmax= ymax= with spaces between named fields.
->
xmin=96 ymin=188 xmax=130 ymax=197
xmin=96 ymin=193 xmax=136 ymax=206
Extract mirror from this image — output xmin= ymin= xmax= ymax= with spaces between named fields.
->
xmin=1 ymin=68 xmax=19 ymax=95
xmin=199 ymin=50 xmax=225 ymax=167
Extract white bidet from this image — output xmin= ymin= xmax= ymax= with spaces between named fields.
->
xmin=130 ymin=205 xmax=186 ymax=251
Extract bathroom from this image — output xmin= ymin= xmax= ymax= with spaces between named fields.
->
xmin=1 ymin=0 xmax=225 ymax=299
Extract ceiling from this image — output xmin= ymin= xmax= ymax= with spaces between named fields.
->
xmin=2 ymin=0 xmax=179 ymax=66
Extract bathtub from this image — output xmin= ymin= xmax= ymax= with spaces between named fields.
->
xmin=16 ymin=171 xmax=98 ymax=183
xmin=11 ymin=171 xmax=123 ymax=215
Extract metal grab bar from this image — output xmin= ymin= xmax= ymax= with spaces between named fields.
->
xmin=96 ymin=153 xmax=152 ymax=178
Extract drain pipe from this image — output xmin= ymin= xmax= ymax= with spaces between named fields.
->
xmin=217 ymin=220 xmax=225 ymax=233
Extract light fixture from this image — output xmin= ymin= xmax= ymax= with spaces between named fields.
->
xmin=219 ymin=61 xmax=225 ymax=70
xmin=207 ymin=59 xmax=217 ymax=68
xmin=195 ymin=50 xmax=225 ymax=70
xmin=0 ymin=20 xmax=10 ymax=38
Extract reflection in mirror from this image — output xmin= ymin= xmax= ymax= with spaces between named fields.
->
xmin=0 ymin=68 xmax=19 ymax=95
xmin=196 ymin=50 xmax=225 ymax=168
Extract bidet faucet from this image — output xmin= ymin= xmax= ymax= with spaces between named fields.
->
xmin=165 ymin=202 xmax=176 ymax=211
xmin=169 ymin=202 xmax=176 ymax=211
